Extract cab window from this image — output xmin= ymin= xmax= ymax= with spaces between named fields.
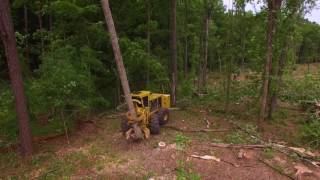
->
xmin=143 ymin=96 xmax=148 ymax=107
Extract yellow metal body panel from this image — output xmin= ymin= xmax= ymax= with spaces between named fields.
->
xmin=130 ymin=91 xmax=170 ymax=120
xmin=126 ymin=91 xmax=170 ymax=139
xmin=161 ymin=95 xmax=170 ymax=108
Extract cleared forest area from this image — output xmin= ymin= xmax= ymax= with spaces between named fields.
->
xmin=1 ymin=63 xmax=320 ymax=179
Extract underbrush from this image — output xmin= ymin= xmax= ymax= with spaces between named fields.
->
xmin=0 ymin=45 xmax=110 ymax=145
xmin=176 ymin=160 xmax=201 ymax=180
xmin=281 ymin=73 xmax=320 ymax=102
xmin=300 ymin=114 xmax=320 ymax=149
xmin=280 ymin=73 xmax=320 ymax=148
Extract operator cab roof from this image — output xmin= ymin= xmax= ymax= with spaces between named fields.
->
xmin=132 ymin=91 xmax=151 ymax=97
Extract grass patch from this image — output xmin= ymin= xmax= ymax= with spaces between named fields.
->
xmin=262 ymin=148 xmax=275 ymax=159
xmin=176 ymin=160 xmax=201 ymax=180
xmin=175 ymin=133 xmax=190 ymax=150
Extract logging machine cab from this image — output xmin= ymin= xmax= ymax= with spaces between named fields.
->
xmin=131 ymin=91 xmax=170 ymax=116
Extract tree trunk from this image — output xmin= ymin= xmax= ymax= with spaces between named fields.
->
xmin=259 ymin=0 xmax=281 ymax=122
xmin=198 ymin=2 xmax=210 ymax=93
xmin=219 ymin=54 xmax=222 ymax=73
xmin=225 ymin=57 xmax=232 ymax=112
xmin=38 ymin=13 xmax=44 ymax=53
xmin=267 ymin=8 xmax=299 ymax=119
xmin=49 ymin=15 xmax=53 ymax=31
xmin=170 ymin=0 xmax=177 ymax=106
xmin=146 ymin=0 xmax=151 ymax=86
xmin=101 ymin=0 xmax=143 ymax=139
xmin=0 ymin=0 xmax=33 ymax=156
xmin=268 ymin=37 xmax=289 ymax=118
xmin=201 ymin=12 xmax=210 ymax=89
xmin=184 ymin=37 xmax=188 ymax=78
xmin=183 ymin=0 xmax=189 ymax=78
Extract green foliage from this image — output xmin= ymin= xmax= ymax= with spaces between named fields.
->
xmin=225 ymin=123 xmax=259 ymax=144
xmin=175 ymin=133 xmax=190 ymax=150
xmin=0 ymin=88 xmax=17 ymax=143
xmin=177 ymin=79 xmax=196 ymax=98
xmin=176 ymin=160 xmax=201 ymax=180
xmin=29 ymin=44 xmax=109 ymax=114
xmin=262 ymin=148 xmax=275 ymax=159
xmin=281 ymin=73 xmax=320 ymax=102
xmin=0 ymin=44 xmax=110 ymax=142
xmin=301 ymin=115 xmax=320 ymax=148
xmin=120 ymin=38 xmax=169 ymax=91
xmin=1 ymin=0 xmax=320 ymax=153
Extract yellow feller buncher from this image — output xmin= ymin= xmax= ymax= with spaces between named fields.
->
xmin=122 ymin=91 xmax=170 ymax=140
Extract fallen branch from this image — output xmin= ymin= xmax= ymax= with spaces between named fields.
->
xmin=221 ymin=159 xmax=240 ymax=167
xmin=225 ymin=116 xmax=320 ymax=167
xmin=163 ymin=125 xmax=229 ymax=133
xmin=208 ymin=142 xmax=268 ymax=149
xmin=258 ymin=158 xmax=294 ymax=180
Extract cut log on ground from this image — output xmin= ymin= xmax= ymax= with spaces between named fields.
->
xmin=163 ymin=125 xmax=229 ymax=133
xmin=208 ymin=143 xmax=268 ymax=149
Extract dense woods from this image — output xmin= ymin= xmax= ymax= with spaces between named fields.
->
xmin=0 ymin=0 xmax=320 ymax=178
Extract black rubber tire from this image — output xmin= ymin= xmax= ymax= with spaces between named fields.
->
xmin=149 ymin=113 xmax=160 ymax=134
xmin=121 ymin=118 xmax=131 ymax=134
xmin=159 ymin=108 xmax=170 ymax=125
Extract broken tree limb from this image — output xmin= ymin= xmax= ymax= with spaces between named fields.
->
xmin=258 ymin=158 xmax=295 ymax=180
xmin=208 ymin=143 xmax=268 ymax=149
xmin=163 ymin=125 xmax=228 ymax=133
xmin=220 ymin=159 xmax=240 ymax=167
xmin=225 ymin=116 xmax=320 ymax=167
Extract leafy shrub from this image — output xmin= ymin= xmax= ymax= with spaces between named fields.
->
xmin=29 ymin=45 xmax=109 ymax=115
xmin=178 ymin=79 xmax=196 ymax=98
xmin=0 ymin=45 xmax=110 ymax=142
xmin=281 ymin=74 xmax=320 ymax=102
xmin=301 ymin=115 xmax=320 ymax=148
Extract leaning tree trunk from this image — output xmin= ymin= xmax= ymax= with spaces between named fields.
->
xmin=259 ymin=0 xmax=282 ymax=122
xmin=101 ymin=0 xmax=143 ymax=139
xmin=170 ymin=0 xmax=178 ymax=106
xmin=0 ymin=0 xmax=33 ymax=156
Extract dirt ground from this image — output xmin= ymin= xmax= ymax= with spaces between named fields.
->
xmin=1 ymin=104 xmax=319 ymax=180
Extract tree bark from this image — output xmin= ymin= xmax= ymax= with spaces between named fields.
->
xmin=37 ymin=11 xmax=44 ymax=54
xmin=0 ymin=0 xmax=33 ymax=156
xmin=184 ymin=37 xmax=188 ymax=78
xmin=202 ymin=11 xmax=210 ymax=89
xmin=170 ymin=0 xmax=178 ymax=106
xmin=183 ymin=0 xmax=189 ymax=78
xmin=198 ymin=1 xmax=210 ymax=93
xmin=101 ymin=0 xmax=143 ymax=139
xmin=268 ymin=37 xmax=289 ymax=118
xmin=146 ymin=0 xmax=151 ymax=86
xmin=225 ymin=57 xmax=232 ymax=112
xmin=259 ymin=0 xmax=282 ymax=122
